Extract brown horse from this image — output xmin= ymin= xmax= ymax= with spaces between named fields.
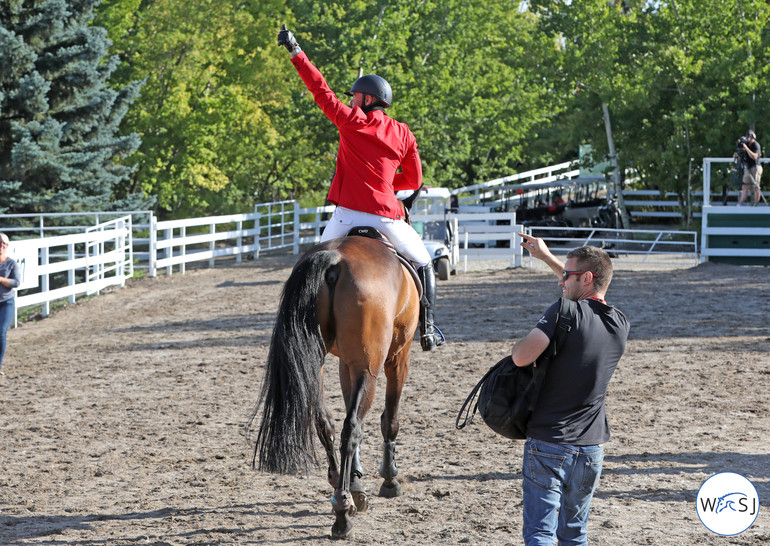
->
xmin=250 ymin=234 xmax=420 ymax=539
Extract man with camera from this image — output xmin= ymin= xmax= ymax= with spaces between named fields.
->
xmin=736 ymin=130 xmax=762 ymax=206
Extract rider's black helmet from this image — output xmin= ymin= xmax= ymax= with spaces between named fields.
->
xmin=345 ymin=75 xmax=392 ymax=107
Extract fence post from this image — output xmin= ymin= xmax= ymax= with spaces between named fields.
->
xmin=209 ymin=223 xmax=216 ymax=268
xmin=41 ymin=246 xmax=50 ymax=317
xmin=511 ymin=228 xmax=523 ymax=268
xmin=293 ymin=202 xmax=300 ymax=255
xmin=255 ymin=212 xmax=262 ymax=259
xmin=124 ymin=216 xmax=134 ymax=281
xmin=180 ymin=226 xmax=187 ymax=274
xmin=149 ymin=214 xmax=158 ymax=277
xmin=236 ymin=220 xmax=243 ymax=264
xmin=165 ymin=228 xmax=173 ymax=276
xmin=68 ymin=242 xmax=76 ymax=304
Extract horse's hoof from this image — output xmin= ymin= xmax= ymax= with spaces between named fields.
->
xmin=349 ymin=475 xmax=368 ymax=513
xmin=331 ymin=518 xmax=354 ymax=539
xmin=379 ymin=479 xmax=403 ymax=498
xmin=351 ymin=489 xmax=369 ymax=513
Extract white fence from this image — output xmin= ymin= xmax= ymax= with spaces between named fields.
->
xmin=4 ymin=200 xmax=702 ymax=327
xmin=522 ymin=225 xmax=699 ymax=268
xmin=410 ymin=210 xmax=524 ymax=268
xmin=700 ymin=158 xmax=770 ymax=263
xmin=10 ymin=216 xmax=133 ymax=326
xmin=150 ymin=212 xmax=261 ymax=277
xmin=3 ymin=162 xmax=710 ymax=324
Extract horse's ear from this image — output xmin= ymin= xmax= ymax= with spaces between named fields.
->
xmin=399 ymin=184 xmax=424 ymax=212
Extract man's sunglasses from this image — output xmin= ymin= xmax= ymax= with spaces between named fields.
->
xmin=562 ymin=270 xmax=598 ymax=281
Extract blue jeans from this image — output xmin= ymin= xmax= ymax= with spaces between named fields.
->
xmin=0 ymin=298 xmax=14 ymax=371
xmin=522 ymin=438 xmax=604 ymax=546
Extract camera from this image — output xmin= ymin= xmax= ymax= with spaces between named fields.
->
xmin=735 ymin=136 xmax=750 ymax=162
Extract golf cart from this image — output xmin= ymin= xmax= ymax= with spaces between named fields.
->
xmin=399 ymin=187 xmax=460 ymax=280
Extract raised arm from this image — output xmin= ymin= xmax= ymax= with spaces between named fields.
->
xmin=518 ymin=232 xmax=564 ymax=279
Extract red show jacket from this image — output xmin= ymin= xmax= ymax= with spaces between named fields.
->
xmin=291 ymin=52 xmax=422 ymax=220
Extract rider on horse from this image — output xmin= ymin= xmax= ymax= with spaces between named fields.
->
xmin=278 ymin=25 xmax=444 ymax=351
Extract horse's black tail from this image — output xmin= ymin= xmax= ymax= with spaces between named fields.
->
xmin=249 ymin=249 xmax=340 ymax=474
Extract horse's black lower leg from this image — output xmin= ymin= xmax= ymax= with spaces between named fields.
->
xmin=379 ymin=390 xmax=404 ymax=498
xmin=378 ymin=440 xmax=402 ymax=497
xmin=331 ymin=378 xmax=366 ymax=539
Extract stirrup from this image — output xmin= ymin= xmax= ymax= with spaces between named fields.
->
xmin=420 ymin=325 xmax=446 ymax=351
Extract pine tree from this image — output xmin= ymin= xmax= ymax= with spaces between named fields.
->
xmin=0 ymin=0 xmax=151 ymax=214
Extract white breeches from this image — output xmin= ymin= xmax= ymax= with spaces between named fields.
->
xmin=320 ymin=207 xmax=431 ymax=267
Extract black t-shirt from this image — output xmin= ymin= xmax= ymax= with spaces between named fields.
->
xmin=746 ymin=140 xmax=761 ymax=168
xmin=528 ymin=298 xmax=630 ymax=446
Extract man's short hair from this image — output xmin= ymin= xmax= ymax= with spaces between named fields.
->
xmin=566 ymin=246 xmax=613 ymax=292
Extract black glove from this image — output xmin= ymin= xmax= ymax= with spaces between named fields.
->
xmin=278 ymin=24 xmax=299 ymax=52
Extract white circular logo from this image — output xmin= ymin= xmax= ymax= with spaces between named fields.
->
xmin=697 ymin=472 xmax=760 ymax=536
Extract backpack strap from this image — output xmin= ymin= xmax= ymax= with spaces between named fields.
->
xmin=526 ymin=297 xmax=577 ymax=410
xmin=553 ymin=296 xmax=577 ymax=356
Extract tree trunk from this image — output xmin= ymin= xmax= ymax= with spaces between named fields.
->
xmin=601 ymin=102 xmax=631 ymax=229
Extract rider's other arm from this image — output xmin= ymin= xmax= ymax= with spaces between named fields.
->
xmin=511 ymin=328 xmax=550 ymax=367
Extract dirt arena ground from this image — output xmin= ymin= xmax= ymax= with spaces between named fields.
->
xmin=1 ymin=251 xmax=768 ymax=545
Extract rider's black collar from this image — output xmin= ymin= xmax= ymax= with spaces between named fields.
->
xmin=363 ymin=105 xmax=386 ymax=114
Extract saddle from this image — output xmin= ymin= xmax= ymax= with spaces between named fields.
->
xmin=346 ymin=226 xmax=423 ymax=300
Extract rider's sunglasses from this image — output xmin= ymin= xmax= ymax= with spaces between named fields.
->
xmin=562 ymin=270 xmax=598 ymax=281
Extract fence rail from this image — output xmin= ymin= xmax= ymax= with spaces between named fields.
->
xmin=11 ymin=216 xmax=133 ymax=325
xmin=149 ymin=212 xmax=260 ymax=276
xmin=523 ymin=225 xmax=699 ymax=268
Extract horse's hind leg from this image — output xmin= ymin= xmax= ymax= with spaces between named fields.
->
xmin=331 ymin=371 xmax=375 ymax=539
xmin=379 ymin=350 xmax=409 ymax=498
xmin=317 ymin=404 xmax=366 ymax=509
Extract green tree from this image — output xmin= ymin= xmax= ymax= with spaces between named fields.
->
xmin=0 ymin=0 xmax=148 ymax=214
xmin=97 ymin=0 xmax=299 ymax=218
xmin=528 ymin=0 xmax=770 ymax=224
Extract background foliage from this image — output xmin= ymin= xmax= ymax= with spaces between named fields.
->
xmin=0 ymin=0 xmax=149 ymax=214
xmin=3 ymin=0 xmax=769 ymax=218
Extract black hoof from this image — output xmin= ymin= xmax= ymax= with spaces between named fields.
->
xmin=331 ymin=517 xmax=354 ymax=539
xmin=379 ymin=479 xmax=403 ymax=498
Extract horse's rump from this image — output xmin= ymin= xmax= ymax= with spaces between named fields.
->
xmin=251 ymin=236 xmax=419 ymax=474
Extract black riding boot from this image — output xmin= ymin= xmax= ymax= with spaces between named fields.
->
xmin=417 ymin=263 xmax=444 ymax=351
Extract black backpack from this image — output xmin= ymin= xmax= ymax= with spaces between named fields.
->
xmin=456 ymin=297 xmax=577 ymax=440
